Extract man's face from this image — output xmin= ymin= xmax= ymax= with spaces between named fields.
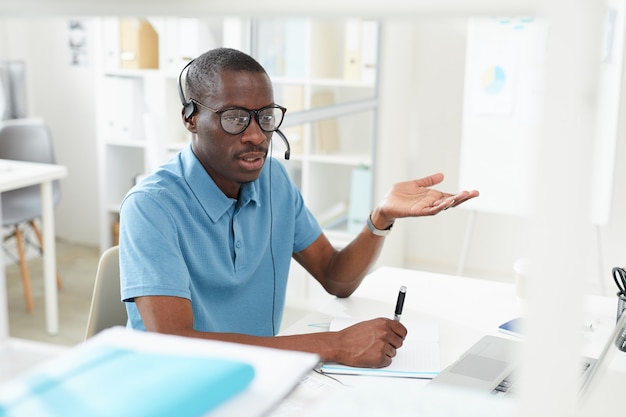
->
xmin=188 ymin=70 xmax=275 ymax=199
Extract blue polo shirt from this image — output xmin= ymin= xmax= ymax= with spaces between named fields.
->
xmin=119 ymin=145 xmax=321 ymax=336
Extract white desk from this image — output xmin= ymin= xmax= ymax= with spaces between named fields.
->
xmin=0 ymin=159 xmax=67 ymax=338
xmin=1 ymin=265 xmax=624 ymax=415
xmin=277 ymin=266 xmax=626 ymax=417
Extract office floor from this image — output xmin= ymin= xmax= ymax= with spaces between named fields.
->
xmin=5 ymin=239 xmax=311 ymax=347
xmin=7 ymin=239 xmax=100 ymax=346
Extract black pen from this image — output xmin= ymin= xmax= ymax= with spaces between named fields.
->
xmin=394 ymin=286 xmax=406 ymax=321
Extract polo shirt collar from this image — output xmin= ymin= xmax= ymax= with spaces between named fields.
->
xmin=181 ymin=145 xmax=261 ymax=223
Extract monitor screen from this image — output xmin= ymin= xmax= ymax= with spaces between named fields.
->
xmin=0 ymin=60 xmax=27 ymax=120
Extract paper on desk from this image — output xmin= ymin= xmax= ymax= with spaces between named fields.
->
xmin=320 ymin=317 xmax=441 ymax=379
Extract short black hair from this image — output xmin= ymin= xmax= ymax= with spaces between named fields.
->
xmin=184 ymin=48 xmax=268 ymax=100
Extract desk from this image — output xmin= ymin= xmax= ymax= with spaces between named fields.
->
xmin=276 ymin=266 xmax=626 ymax=417
xmin=1 ymin=265 xmax=624 ymax=415
xmin=0 ymin=159 xmax=67 ymax=337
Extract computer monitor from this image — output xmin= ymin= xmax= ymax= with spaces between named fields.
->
xmin=0 ymin=61 xmax=27 ymax=120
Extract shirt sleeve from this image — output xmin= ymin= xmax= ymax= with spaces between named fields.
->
xmin=118 ymin=190 xmax=192 ymax=303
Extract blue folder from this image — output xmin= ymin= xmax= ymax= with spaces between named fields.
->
xmin=0 ymin=345 xmax=255 ymax=417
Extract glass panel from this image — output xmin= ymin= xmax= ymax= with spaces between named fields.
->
xmin=253 ymin=17 xmax=308 ymax=78
xmin=252 ymin=17 xmax=379 ymax=106
xmin=309 ymin=83 xmax=375 ymax=110
xmin=273 ymin=83 xmax=305 ymax=112
xmin=309 ymin=18 xmax=378 ymax=85
xmin=308 ymin=109 xmax=374 ymax=161
xmin=307 ymin=162 xmax=372 ymax=234
xmin=251 ymin=16 xmax=378 ymax=240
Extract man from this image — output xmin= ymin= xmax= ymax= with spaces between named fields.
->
xmin=119 ymin=48 xmax=478 ymax=368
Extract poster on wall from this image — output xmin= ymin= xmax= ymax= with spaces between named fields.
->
xmin=458 ymin=17 xmax=547 ymax=217
xmin=68 ymin=19 xmax=89 ymax=66
xmin=465 ymin=36 xmax=517 ymax=117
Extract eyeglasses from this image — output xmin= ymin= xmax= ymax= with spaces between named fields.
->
xmin=191 ymin=99 xmax=287 ymax=135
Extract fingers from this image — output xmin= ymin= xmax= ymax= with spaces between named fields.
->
xmin=371 ymin=334 xmax=401 ymax=368
xmin=337 ymin=318 xmax=407 ymax=368
xmin=452 ymin=189 xmax=480 ymax=205
xmin=388 ymin=318 xmax=408 ymax=343
xmin=377 ymin=318 xmax=406 ymax=364
xmin=434 ymin=189 xmax=480 ymax=212
xmin=415 ymin=172 xmax=445 ymax=188
xmin=380 ymin=320 xmax=406 ymax=366
xmin=428 ymin=195 xmax=457 ymax=213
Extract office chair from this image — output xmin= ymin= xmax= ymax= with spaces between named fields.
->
xmin=84 ymin=245 xmax=127 ymax=339
xmin=0 ymin=118 xmax=62 ymax=312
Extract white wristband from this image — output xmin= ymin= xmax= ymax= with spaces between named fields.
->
xmin=366 ymin=214 xmax=393 ymax=237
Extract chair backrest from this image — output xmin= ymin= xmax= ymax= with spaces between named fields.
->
xmin=0 ymin=118 xmax=57 ymax=165
xmin=84 ymin=245 xmax=127 ymax=339
xmin=0 ymin=118 xmax=61 ymax=225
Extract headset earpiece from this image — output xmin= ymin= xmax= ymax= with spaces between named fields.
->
xmin=178 ymin=59 xmax=196 ymax=121
xmin=183 ymin=101 xmax=196 ymax=121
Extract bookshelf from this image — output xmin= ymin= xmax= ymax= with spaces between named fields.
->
xmin=96 ymin=16 xmax=245 ymax=250
xmin=253 ymin=18 xmax=380 ymax=246
xmin=96 ymin=16 xmax=379 ymax=251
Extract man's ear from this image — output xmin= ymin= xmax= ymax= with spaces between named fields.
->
xmin=182 ymin=109 xmax=197 ymax=133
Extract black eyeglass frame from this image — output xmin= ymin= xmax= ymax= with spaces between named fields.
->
xmin=191 ymin=99 xmax=287 ymax=135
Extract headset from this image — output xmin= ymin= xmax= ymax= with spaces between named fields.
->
xmin=177 ymin=59 xmax=291 ymax=160
xmin=178 ymin=57 xmax=291 ymax=335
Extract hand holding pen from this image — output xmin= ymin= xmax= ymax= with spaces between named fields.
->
xmin=326 ymin=287 xmax=407 ymax=368
xmin=322 ymin=286 xmax=408 ymax=368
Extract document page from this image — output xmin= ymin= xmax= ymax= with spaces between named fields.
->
xmin=320 ymin=317 xmax=441 ymax=378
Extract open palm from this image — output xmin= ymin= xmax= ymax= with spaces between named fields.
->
xmin=378 ymin=173 xmax=479 ymax=221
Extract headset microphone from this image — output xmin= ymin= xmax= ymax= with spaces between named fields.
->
xmin=274 ymin=129 xmax=291 ymax=160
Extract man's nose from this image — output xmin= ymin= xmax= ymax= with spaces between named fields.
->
xmin=241 ymin=116 xmax=267 ymax=145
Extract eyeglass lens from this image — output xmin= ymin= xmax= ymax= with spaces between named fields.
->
xmin=221 ymin=107 xmax=284 ymax=134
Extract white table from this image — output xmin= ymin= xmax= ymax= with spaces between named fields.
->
xmin=2 ymin=264 xmax=624 ymax=415
xmin=277 ymin=266 xmax=626 ymax=417
xmin=0 ymin=159 xmax=67 ymax=338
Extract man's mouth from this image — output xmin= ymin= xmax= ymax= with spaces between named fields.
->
xmin=237 ymin=151 xmax=267 ymax=170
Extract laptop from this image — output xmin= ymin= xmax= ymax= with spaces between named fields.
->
xmin=429 ymin=311 xmax=626 ymax=398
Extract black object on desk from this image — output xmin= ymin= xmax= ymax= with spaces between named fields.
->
xmin=613 ymin=266 xmax=626 ymax=294
xmin=612 ymin=266 xmax=626 ymax=352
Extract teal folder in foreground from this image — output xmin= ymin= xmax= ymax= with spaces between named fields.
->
xmin=0 ymin=345 xmax=255 ymax=417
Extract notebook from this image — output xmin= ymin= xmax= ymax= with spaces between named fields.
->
xmin=0 ymin=327 xmax=321 ymax=417
xmin=0 ymin=345 xmax=255 ymax=417
xmin=429 ymin=311 xmax=626 ymax=398
xmin=320 ymin=317 xmax=441 ymax=378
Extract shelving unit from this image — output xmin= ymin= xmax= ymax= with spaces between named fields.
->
xmin=96 ymin=16 xmax=379 ymax=252
xmin=96 ymin=16 xmax=247 ymax=250
xmin=253 ymin=18 xmax=380 ymax=246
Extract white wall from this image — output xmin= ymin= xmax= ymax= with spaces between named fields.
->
xmin=2 ymin=12 xmax=626 ymax=295
xmin=375 ymin=18 xmax=534 ymax=281
xmin=410 ymin=18 xmax=536 ymax=279
xmin=379 ymin=16 xmax=626 ymax=296
xmin=0 ymin=17 xmax=100 ymax=246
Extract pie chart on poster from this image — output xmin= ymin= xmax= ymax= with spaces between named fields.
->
xmin=482 ymin=65 xmax=506 ymax=94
